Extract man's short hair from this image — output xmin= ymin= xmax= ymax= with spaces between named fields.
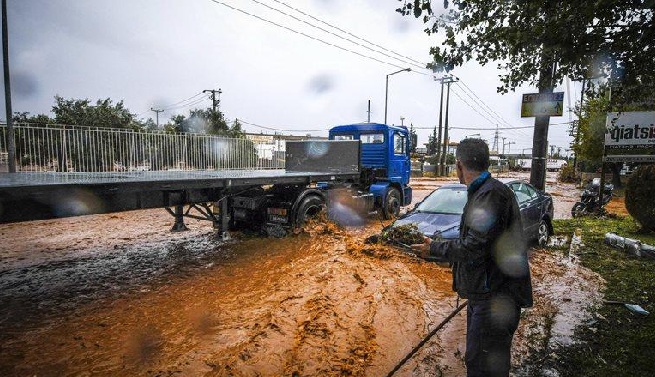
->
xmin=456 ymin=138 xmax=490 ymax=172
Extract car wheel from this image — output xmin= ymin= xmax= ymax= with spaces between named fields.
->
xmin=536 ymin=219 xmax=550 ymax=246
xmin=296 ymin=196 xmax=325 ymax=226
xmin=571 ymin=202 xmax=586 ymax=218
xmin=382 ymin=187 xmax=401 ymax=220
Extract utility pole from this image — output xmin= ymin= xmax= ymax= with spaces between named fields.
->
xmin=435 ymin=77 xmax=445 ymax=171
xmin=501 ymin=137 xmax=507 ymax=155
xmin=150 ymin=108 xmax=163 ymax=128
xmin=203 ymin=89 xmax=222 ymax=114
xmin=440 ymin=76 xmax=458 ymax=176
xmin=435 ymin=75 xmax=458 ymax=176
xmin=504 ymin=141 xmax=516 ymax=155
xmin=492 ymin=126 xmax=500 ymax=154
xmin=2 ymin=0 xmax=16 ymax=172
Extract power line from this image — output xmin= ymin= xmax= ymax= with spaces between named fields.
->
xmin=238 ymin=119 xmax=326 ymax=133
xmin=448 ymin=86 xmax=499 ymax=128
xmin=159 ymin=92 xmax=205 ymax=110
xmin=449 ymin=84 xmax=531 ymax=140
xmin=455 ymin=80 xmax=513 ymax=127
xmin=411 ymin=125 xmax=534 ymax=130
xmin=259 ymin=0 xmax=429 ymax=71
xmin=207 ymin=0 xmax=428 ymax=73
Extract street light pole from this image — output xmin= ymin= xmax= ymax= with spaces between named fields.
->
xmin=384 ymin=68 xmax=411 ymax=125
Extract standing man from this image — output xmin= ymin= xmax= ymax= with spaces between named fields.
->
xmin=411 ymin=138 xmax=532 ymax=377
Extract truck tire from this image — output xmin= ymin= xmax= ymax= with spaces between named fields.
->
xmin=382 ymin=187 xmax=401 ymax=220
xmin=296 ymin=195 xmax=325 ymax=226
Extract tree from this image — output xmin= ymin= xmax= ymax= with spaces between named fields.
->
xmin=625 ymin=164 xmax=655 ymax=232
xmin=12 ymin=112 xmax=55 ymax=125
xmin=397 ymin=0 xmax=655 ymax=188
xmin=397 ymin=1 xmax=654 ymax=98
xmin=52 ymin=96 xmax=143 ymax=130
xmin=574 ymin=95 xmax=608 ymax=170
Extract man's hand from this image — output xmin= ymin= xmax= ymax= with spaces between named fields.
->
xmin=410 ymin=236 xmax=432 ymax=259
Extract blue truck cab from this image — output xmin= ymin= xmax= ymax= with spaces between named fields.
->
xmin=329 ymin=123 xmax=412 ymax=218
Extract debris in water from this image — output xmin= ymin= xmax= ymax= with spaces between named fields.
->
xmin=604 ymin=232 xmax=655 ymax=260
xmin=377 ymin=224 xmax=425 ymax=247
xmin=604 ymin=300 xmax=650 ymax=316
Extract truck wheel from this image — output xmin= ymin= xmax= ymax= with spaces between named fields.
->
xmin=382 ymin=187 xmax=401 ymax=220
xmin=296 ymin=196 xmax=325 ymax=226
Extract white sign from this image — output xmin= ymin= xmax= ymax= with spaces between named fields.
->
xmin=605 ymin=111 xmax=655 ymax=148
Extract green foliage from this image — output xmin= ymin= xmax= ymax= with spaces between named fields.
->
xmin=162 ymin=109 xmax=245 ymax=138
xmin=397 ymin=1 xmax=655 ymax=102
xmin=558 ymin=163 xmax=576 ymax=183
xmin=572 ymin=95 xmax=609 ymax=170
xmin=380 ymin=223 xmax=426 ymax=246
xmin=12 ymin=112 xmax=56 ymax=125
xmin=546 ymin=217 xmax=655 ymax=376
xmin=52 ymin=96 xmax=142 ymax=130
xmin=625 ymin=164 xmax=655 ymax=232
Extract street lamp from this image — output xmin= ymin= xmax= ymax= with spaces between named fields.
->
xmin=384 ymin=68 xmax=411 ymax=125
xmin=466 ymin=133 xmax=481 ymax=139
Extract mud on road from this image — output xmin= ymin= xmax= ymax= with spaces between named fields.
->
xmin=0 ymin=176 xmax=605 ymax=376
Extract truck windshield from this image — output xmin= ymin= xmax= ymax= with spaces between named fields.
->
xmin=333 ymin=135 xmax=353 ymax=140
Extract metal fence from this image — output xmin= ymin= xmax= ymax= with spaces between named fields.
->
xmin=0 ymin=123 xmax=286 ymax=172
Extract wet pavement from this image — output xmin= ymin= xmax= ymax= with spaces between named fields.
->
xmin=0 ymin=174 xmax=605 ymax=376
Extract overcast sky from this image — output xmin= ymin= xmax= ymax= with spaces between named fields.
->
xmin=1 ymin=0 xmax=578 ymax=154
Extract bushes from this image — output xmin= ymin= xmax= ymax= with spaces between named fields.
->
xmin=625 ymin=164 xmax=655 ymax=232
xmin=558 ymin=163 xmax=576 ymax=183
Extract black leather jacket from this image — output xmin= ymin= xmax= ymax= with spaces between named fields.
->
xmin=430 ymin=175 xmax=533 ymax=307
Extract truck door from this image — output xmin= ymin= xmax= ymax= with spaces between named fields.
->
xmin=389 ymin=131 xmax=410 ymax=185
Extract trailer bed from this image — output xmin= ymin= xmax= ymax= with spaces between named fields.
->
xmin=0 ymin=169 xmax=361 ymax=224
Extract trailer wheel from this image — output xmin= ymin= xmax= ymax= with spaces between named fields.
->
xmin=382 ymin=187 xmax=401 ymax=220
xmin=296 ymin=196 xmax=326 ymax=226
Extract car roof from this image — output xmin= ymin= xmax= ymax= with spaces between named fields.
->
xmin=438 ymin=183 xmax=467 ymax=190
xmin=431 ymin=178 xmax=535 ymax=190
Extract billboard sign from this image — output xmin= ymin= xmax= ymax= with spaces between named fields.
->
xmin=605 ymin=111 xmax=655 ymax=148
xmin=521 ymin=92 xmax=564 ymax=117
xmin=604 ymin=111 xmax=655 ymax=163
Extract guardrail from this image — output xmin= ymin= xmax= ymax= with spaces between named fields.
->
xmin=0 ymin=123 xmax=285 ymax=172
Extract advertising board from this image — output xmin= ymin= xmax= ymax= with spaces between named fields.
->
xmin=604 ymin=112 xmax=655 ymax=163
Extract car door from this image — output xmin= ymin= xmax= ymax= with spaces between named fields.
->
xmin=509 ymin=182 xmax=541 ymax=238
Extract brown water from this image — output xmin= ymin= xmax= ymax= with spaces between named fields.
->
xmin=0 ymin=176 xmax=605 ymax=376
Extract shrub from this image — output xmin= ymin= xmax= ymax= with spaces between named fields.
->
xmin=625 ymin=164 xmax=655 ymax=232
xmin=558 ymin=163 xmax=576 ymax=183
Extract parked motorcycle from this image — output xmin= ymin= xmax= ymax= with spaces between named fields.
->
xmin=571 ymin=178 xmax=614 ymax=217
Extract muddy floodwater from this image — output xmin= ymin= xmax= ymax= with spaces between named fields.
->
xmin=0 ymin=175 xmax=605 ymax=376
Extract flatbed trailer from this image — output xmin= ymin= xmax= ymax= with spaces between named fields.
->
xmin=0 ymin=124 xmax=414 ymax=237
xmin=0 ymin=140 xmax=362 ymax=234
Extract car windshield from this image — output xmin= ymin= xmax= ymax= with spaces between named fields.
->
xmin=415 ymin=187 xmax=467 ymax=215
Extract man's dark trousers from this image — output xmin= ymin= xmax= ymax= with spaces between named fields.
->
xmin=465 ymin=295 xmax=521 ymax=377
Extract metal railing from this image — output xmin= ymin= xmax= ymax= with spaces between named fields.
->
xmin=0 ymin=123 xmax=286 ymax=173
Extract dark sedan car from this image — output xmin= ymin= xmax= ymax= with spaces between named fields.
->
xmin=391 ymin=179 xmax=554 ymax=246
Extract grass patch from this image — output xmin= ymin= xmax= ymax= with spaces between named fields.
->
xmin=540 ymin=216 xmax=655 ymax=376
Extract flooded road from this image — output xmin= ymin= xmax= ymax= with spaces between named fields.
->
xmin=0 ymin=175 xmax=606 ymax=376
